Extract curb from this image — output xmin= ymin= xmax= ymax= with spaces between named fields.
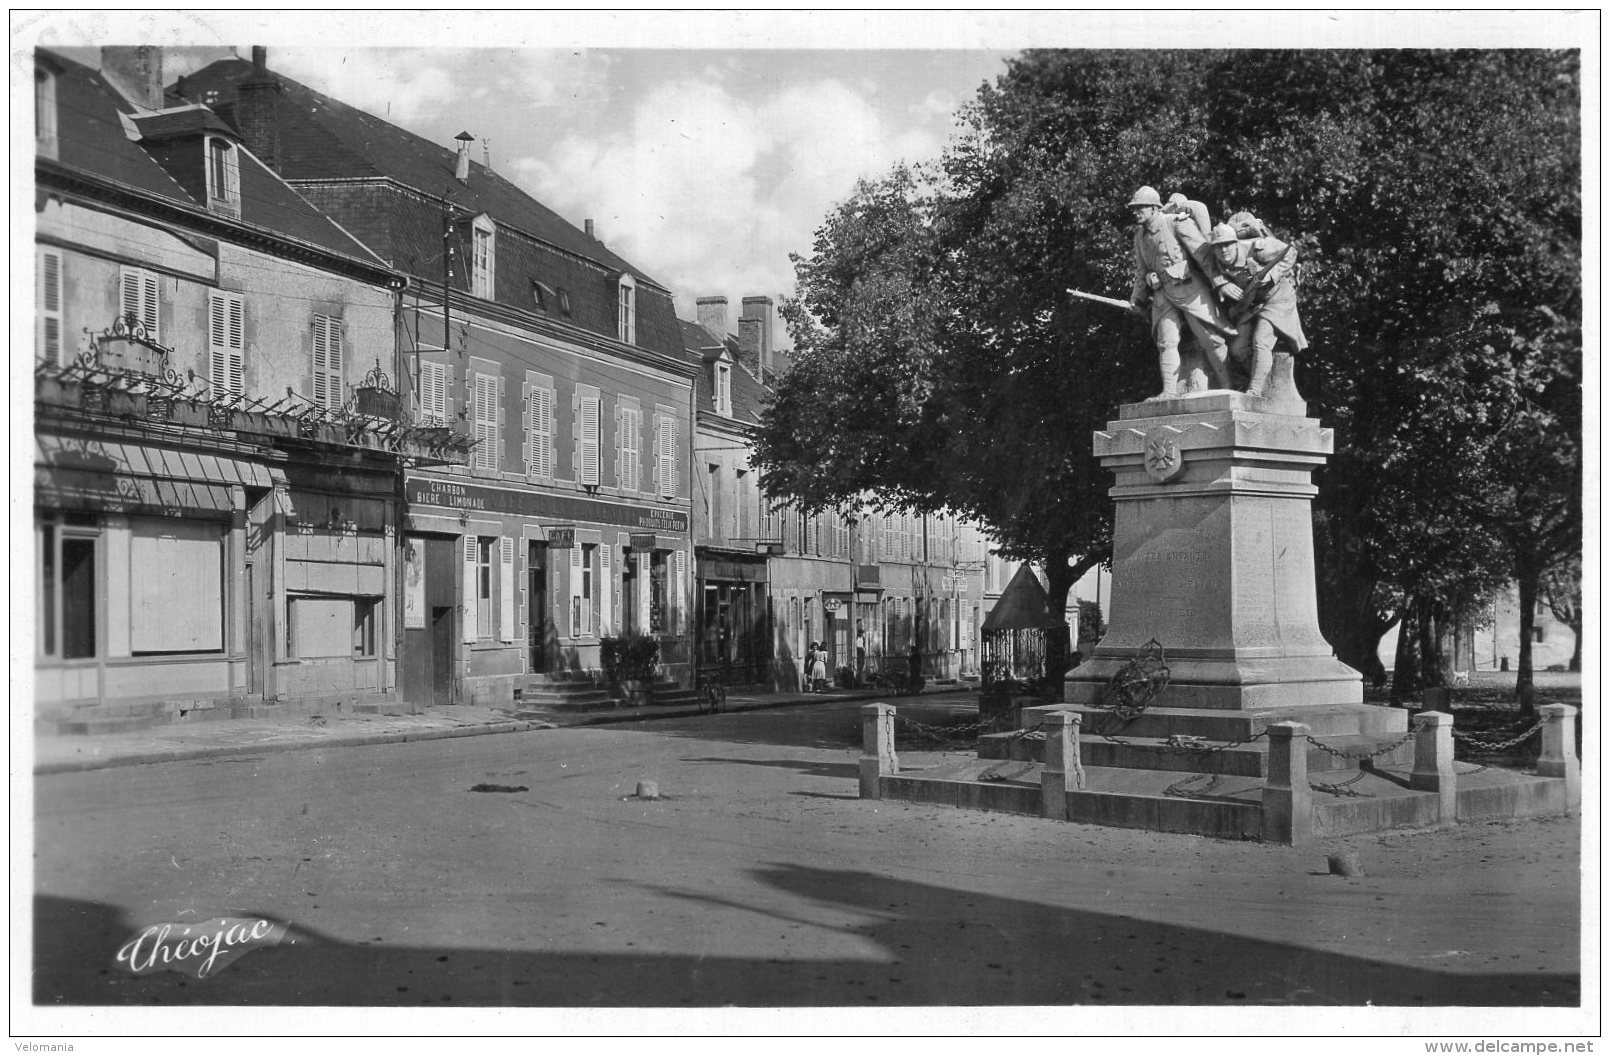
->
xmin=34 ymin=684 xmax=977 ymax=776
xmin=33 ymin=719 xmax=557 ymax=776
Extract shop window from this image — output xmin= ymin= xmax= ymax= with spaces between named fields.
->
xmin=571 ymin=543 xmax=596 ymax=638
xmin=477 ymin=537 xmax=494 ymax=640
xmin=354 ymin=599 xmax=377 ymax=656
xmin=289 ymin=596 xmax=376 ymax=658
xmin=130 ymin=519 xmax=224 ymax=654
xmin=38 ymin=522 xmax=98 ymax=661
xmin=649 ymin=551 xmax=668 ymax=634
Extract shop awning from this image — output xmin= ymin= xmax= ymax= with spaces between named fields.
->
xmin=35 ymin=435 xmax=271 ymax=517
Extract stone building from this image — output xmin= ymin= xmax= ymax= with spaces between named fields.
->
xmin=173 ymin=50 xmax=699 ymax=705
xmin=33 ymin=47 xmax=464 ymax=731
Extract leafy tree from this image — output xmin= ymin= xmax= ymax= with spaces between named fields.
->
xmin=1542 ymin=555 xmax=1583 ymax=674
xmin=758 ymin=50 xmax=1580 ymax=693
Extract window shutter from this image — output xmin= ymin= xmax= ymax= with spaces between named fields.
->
xmin=570 ymin=391 xmax=581 ymax=481
xmin=39 ymin=249 xmax=62 ymax=364
xmin=612 ymin=401 xmax=621 ymax=487
xmin=498 ymin=537 xmax=516 ymax=643
xmin=637 ymin=551 xmax=651 ymax=631
xmin=208 ymin=292 xmax=243 ymax=397
xmin=462 ymin=536 xmax=478 ymax=643
xmin=599 ymin=544 xmax=613 ymax=636
xmin=312 ymin=317 xmax=330 ymax=407
xmin=521 ymin=384 xmax=532 ymax=476
xmin=142 ymin=273 xmax=161 ymax=343
xmin=496 ymin=375 xmax=506 ymax=472
xmin=421 ymin=362 xmax=445 ymax=424
xmin=121 ymin=269 xmax=141 ymax=323
xmin=328 ymin=319 xmax=343 ymax=406
xmin=581 ymin=395 xmax=600 ymax=485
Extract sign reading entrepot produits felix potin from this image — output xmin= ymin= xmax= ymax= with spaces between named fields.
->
xmin=406 ymin=477 xmax=689 ymax=534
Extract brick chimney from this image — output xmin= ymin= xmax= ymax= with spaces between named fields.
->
xmin=235 ymin=46 xmax=282 ymax=170
xmin=101 ymin=46 xmax=163 ymax=111
xmin=740 ymin=296 xmax=774 ymax=378
xmin=696 ymin=296 xmax=728 ymax=344
xmin=454 ymin=131 xmax=474 ymax=183
xmin=737 ymin=318 xmax=764 ymax=383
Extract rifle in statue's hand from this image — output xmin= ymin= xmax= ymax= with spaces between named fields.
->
xmin=1067 ymin=288 xmax=1146 ymax=316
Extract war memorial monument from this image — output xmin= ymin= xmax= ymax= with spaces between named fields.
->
xmin=858 ymin=189 xmax=1580 ymax=843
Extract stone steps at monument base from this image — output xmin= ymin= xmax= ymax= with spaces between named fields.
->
xmin=976 ymin=729 xmax=1416 ymax=777
xmin=877 ymin=759 xmax=1570 ymax=840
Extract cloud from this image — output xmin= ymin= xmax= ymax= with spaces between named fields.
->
xmin=508 ymin=72 xmax=952 ymax=328
xmin=267 ymin=48 xmax=457 ymax=124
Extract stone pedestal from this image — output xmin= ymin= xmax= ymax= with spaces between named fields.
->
xmin=1067 ymin=386 xmax=1361 ymax=711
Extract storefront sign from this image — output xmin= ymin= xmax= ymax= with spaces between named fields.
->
xmin=824 ymin=598 xmax=844 ymax=613
xmin=406 ymin=476 xmax=689 ymax=534
xmin=547 ymin=526 xmax=576 ymax=548
xmin=629 ymin=533 xmax=660 ymax=550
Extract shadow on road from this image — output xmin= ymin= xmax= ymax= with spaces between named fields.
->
xmin=679 ymin=756 xmax=858 ymax=780
xmin=34 ymin=865 xmax=1577 ymax=1008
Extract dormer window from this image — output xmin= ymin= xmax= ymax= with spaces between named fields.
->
xmin=470 ymin=215 xmax=495 ymax=299
xmin=205 ymin=135 xmax=240 ymax=217
xmin=35 ymin=67 xmax=58 ymax=160
xmin=715 ymin=361 xmax=732 ymax=417
xmin=617 ymin=273 xmax=637 ymax=344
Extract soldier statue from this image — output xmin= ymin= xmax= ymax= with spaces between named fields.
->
xmin=1127 ymin=186 xmax=1236 ymax=400
xmin=1206 ymin=221 xmax=1308 ymax=396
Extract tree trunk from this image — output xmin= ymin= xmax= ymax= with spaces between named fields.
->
xmin=1515 ymin=566 xmax=1539 ymax=716
xmin=1390 ymin=596 xmax=1423 ymax=704
xmin=1569 ymin=625 xmax=1582 ymax=672
xmin=1318 ymin=571 xmax=1394 ymax=688
xmin=1041 ymin=552 xmax=1077 ymax=683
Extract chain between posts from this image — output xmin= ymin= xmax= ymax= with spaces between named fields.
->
xmin=1307 ymin=722 xmax=1422 ymax=763
xmin=1449 ymin=717 xmax=1547 ymax=752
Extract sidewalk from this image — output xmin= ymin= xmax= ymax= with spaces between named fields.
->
xmin=32 ymin=681 xmax=972 ymax=775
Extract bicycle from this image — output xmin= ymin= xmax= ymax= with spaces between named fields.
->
xmin=696 ymin=673 xmax=726 ymax=715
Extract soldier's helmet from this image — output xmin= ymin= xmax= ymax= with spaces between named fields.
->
xmin=1127 ymin=186 xmax=1162 ymax=208
xmin=1210 ymin=223 xmax=1239 ymax=246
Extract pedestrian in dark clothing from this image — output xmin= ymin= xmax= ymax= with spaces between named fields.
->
xmin=907 ymin=642 xmax=922 ymax=694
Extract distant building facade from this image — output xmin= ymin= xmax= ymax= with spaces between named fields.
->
xmin=682 ymin=296 xmax=987 ymax=691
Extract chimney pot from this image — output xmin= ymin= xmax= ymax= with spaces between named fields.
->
xmin=252 ymin=46 xmax=267 ymax=72
xmin=585 ymin=218 xmax=595 ymax=239
xmin=737 ymin=318 xmax=765 ymax=383
xmin=454 ymin=131 xmax=474 ymax=183
xmin=696 ymin=296 xmax=729 ymax=344
xmin=740 ymin=296 xmax=775 ymax=377
xmin=100 ymin=46 xmax=164 ymax=111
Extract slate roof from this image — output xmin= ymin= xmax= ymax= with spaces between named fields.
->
xmin=678 ymin=319 xmax=771 ymax=428
xmin=38 ymin=48 xmax=389 ymax=271
xmin=172 ymin=56 xmax=686 ymax=358
xmin=982 ymin=565 xmax=1060 ymax=631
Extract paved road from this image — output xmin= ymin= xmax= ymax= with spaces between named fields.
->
xmin=30 ymin=694 xmax=1581 ymax=1018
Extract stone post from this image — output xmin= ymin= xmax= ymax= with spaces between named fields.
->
xmin=1261 ymin=721 xmax=1312 ymax=845
xmin=1040 ymin=711 xmax=1083 ymax=820
xmin=1408 ymin=712 xmax=1456 ymax=823
xmin=1536 ymin=704 xmax=1580 ymax=809
xmin=859 ymin=703 xmax=898 ymax=799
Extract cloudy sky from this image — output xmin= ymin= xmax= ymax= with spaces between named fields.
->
xmin=24 ymin=10 xmax=1592 ymax=347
